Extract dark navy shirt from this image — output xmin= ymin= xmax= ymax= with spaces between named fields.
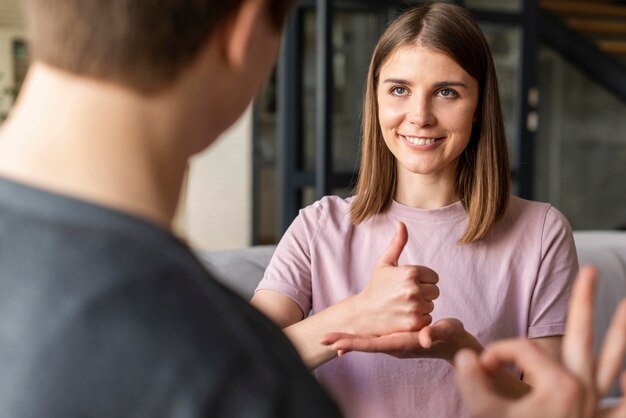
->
xmin=0 ymin=177 xmax=340 ymax=418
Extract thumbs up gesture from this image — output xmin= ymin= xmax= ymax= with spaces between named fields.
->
xmin=351 ymin=222 xmax=440 ymax=337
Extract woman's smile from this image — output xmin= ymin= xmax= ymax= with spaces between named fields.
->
xmin=399 ymin=134 xmax=446 ymax=149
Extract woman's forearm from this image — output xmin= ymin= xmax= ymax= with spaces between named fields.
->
xmin=284 ymin=294 xmax=368 ymax=369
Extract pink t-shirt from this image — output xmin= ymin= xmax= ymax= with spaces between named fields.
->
xmin=257 ymin=195 xmax=578 ymax=418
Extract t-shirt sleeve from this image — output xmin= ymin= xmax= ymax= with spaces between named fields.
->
xmin=527 ymin=206 xmax=579 ymax=338
xmin=255 ymin=201 xmax=326 ymax=315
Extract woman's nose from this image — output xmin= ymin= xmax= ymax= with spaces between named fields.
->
xmin=407 ymin=97 xmax=435 ymax=127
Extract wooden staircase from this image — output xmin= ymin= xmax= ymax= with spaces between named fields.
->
xmin=540 ymin=0 xmax=626 ymax=63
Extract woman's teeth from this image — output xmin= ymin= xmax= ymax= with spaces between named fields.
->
xmin=404 ymin=136 xmax=437 ymax=145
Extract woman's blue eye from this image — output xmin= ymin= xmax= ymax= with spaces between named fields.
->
xmin=439 ymin=88 xmax=457 ymax=97
xmin=391 ymin=86 xmax=407 ymax=95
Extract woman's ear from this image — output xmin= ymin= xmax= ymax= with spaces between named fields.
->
xmin=215 ymin=0 xmax=266 ymax=71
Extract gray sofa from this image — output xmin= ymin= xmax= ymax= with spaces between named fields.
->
xmin=197 ymin=230 xmax=626 ymax=398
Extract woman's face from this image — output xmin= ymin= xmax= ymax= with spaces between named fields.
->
xmin=377 ymin=45 xmax=479 ymax=180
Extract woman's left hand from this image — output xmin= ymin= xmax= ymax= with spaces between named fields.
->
xmin=323 ymin=317 xmax=532 ymax=399
xmin=321 ymin=318 xmax=480 ymax=362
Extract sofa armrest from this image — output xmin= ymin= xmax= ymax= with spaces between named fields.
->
xmin=574 ymin=231 xmax=626 ymax=398
xmin=195 ymin=245 xmax=277 ymax=300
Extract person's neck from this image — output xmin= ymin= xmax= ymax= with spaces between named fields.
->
xmin=394 ymin=165 xmax=459 ymax=209
xmin=0 ymin=64 xmax=204 ymax=228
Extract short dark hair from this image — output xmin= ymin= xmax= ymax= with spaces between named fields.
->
xmin=24 ymin=0 xmax=295 ymax=93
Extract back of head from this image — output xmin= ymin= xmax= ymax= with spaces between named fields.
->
xmin=24 ymin=0 xmax=294 ymax=94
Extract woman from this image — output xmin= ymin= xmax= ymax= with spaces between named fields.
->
xmin=251 ymin=3 xmax=578 ymax=418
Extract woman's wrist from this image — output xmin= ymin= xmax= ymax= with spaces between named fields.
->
xmin=337 ymin=293 xmax=370 ymax=334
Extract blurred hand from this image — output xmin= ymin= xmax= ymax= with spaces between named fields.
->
xmin=350 ymin=221 xmax=439 ymax=337
xmin=455 ymin=266 xmax=626 ymax=418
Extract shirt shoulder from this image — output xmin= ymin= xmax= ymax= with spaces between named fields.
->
xmin=299 ymin=195 xmax=353 ymax=224
xmin=501 ymin=195 xmax=572 ymax=235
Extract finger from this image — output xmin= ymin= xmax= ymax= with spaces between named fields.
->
xmin=419 ymin=319 xmax=462 ymax=348
xmin=562 ymin=265 xmax=598 ymax=381
xmin=480 ymin=339 xmax=568 ymax=390
xmin=455 ymin=349 xmax=509 ymax=418
xmin=331 ymin=332 xmax=422 ymax=353
xmin=416 ymin=266 xmax=439 ymax=285
xmin=419 ymin=283 xmax=440 ymax=301
xmin=596 ymin=373 xmax=626 ymax=418
xmin=597 ymin=299 xmax=626 ymax=395
xmin=414 ymin=300 xmax=434 ymax=315
xmin=320 ymin=332 xmax=359 ymax=345
xmin=376 ymin=222 xmax=408 ymax=267
xmin=597 ymin=404 xmax=626 ymax=418
xmin=418 ymin=326 xmax=433 ymax=348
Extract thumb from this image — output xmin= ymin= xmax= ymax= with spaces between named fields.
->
xmin=377 ymin=222 xmax=408 ymax=267
xmin=455 ymin=350 xmax=507 ymax=418
xmin=419 ymin=319 xmax=462 ymax=348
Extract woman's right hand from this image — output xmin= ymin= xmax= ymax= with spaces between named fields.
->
xmin=252 ymin=221 xmax=440 ymax=369
xmin=350 ymin=221 xmax=440 ymax=337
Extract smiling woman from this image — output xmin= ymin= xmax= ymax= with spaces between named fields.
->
xmin=250 ymin=3 xmax=578 ymax=418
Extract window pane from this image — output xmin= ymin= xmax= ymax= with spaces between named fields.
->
xmin=331 ymin=11 xmax=381 ymax=174
xmin=332 ymin=187 xmax=353 ymax=199
xmin=303 ymin=10 xmax=317 ymax=172
xmin=302 ymin=187 xmax=316 ymax=208
xmin=480 ymin=23 xmax=521 ymax=175
xmin=536 ymin=47 xmax=626 ymax=229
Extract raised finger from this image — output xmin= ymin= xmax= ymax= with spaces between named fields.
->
xmin=595 ymin=372 xmax=626 ymax=418
xmin=562 ymin=266 xmax=598 ymax=381
xmin=596 ymin=299 xmax=626 ymax=396
xmin=376 ymin=222 xmax=408 ymax=267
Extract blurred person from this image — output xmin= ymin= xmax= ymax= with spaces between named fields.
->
xmin=0 ymin=0 xmax=341 ymax=417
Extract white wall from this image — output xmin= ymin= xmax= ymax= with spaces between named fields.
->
xmin=177 ymin=107 xmax=253 ymax=251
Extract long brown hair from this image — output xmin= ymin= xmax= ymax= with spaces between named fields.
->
xmin=350 ymin=3 xmax=510 ymax=244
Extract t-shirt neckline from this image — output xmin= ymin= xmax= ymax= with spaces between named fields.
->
xmin=388 ymin=199 xmax=467 ymax=222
